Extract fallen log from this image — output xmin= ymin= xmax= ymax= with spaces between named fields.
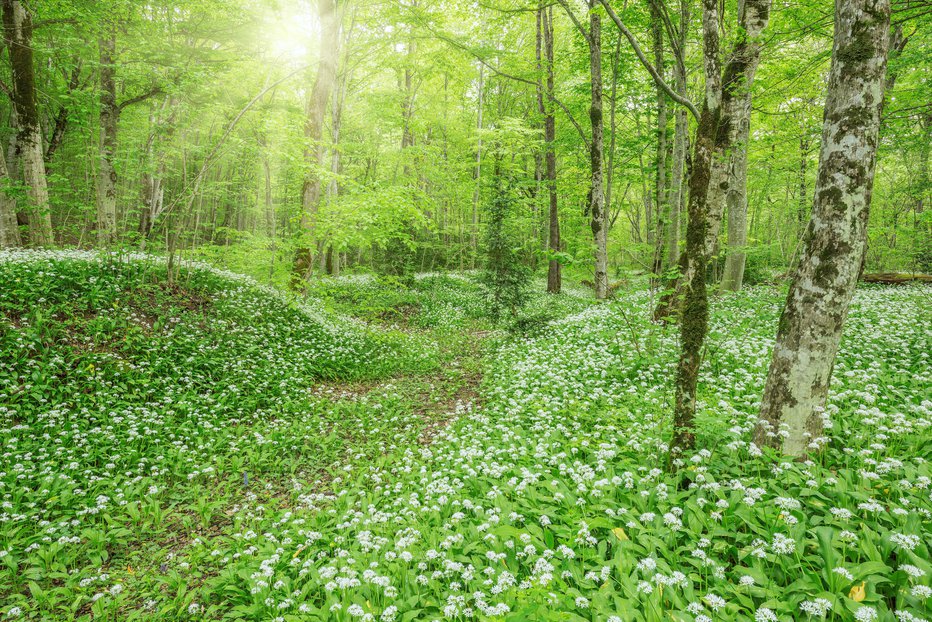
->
xmin=860 ymin=272 xmax=932 ymax=284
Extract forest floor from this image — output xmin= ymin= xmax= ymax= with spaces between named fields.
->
xmin=0 ymin=250 xmax=930 ymax=622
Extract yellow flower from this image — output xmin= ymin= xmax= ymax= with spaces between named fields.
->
xmin=849 ymin=582 xmax=866 ymax=602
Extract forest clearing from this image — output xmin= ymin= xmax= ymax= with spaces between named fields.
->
xmin=0 ymin=0 xmax=930 ymax=619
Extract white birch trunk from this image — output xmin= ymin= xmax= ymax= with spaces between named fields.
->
xmin=755 ymin=0 xmax=891 ymax=457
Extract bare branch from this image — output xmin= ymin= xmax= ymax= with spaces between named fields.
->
xmin=118 ymin=86 xmax=164 ymax=112
xmin=555 ymin=0 xmax=591 ymax=42
xmin=598 ymin=0 xmax=700 ymax=120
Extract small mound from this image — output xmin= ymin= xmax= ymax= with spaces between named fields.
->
xmin=0 ymin=251 xmax=432 ymax=424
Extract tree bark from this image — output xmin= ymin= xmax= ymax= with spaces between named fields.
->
xmin=650 ymin=1 xmax=667 ymax=282
xmin=754 ymin=0 xmax=891 ymax=457
xmin=666 ymin=0 xmax=690 ymax=268
xmin=720 ymin=116 xmax=750 ymax=290
xmin=538 ymin=5 xmax=561 ymax=294
xmin=0 ymin=146 xmax=20 ymax=247
xmin=293 ymin=0 xmax=340 ymax=286
xmin=588 ymin=3 xmax=608 ymax=299
xmin=472 ymin=63 xmax=484 ymax=268
xmin=657 ymin=0 xmax=770 ymax=316
xmin=96 ymin=25 xmax=118 ymax=247
xmin=3 ymin=0 xmax=52 ymax=246
xmin=720 ymin=0 xmax=773 ymax=290
xmin=670 ymin=0 xmax=722 ymax=457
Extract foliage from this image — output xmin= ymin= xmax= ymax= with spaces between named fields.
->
xmin=1 ymin=253 xmax=929 ymax=621
xmin=480 ymin=171 xmax=532 ymax=322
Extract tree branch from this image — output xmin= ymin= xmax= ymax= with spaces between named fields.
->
xmin=555 ymin=0 xmax=591 ymax=42
xmin=118 ymin=86 xmax=164 ymax=112
xmin=417 ymin=18 xmax=592 ymax=149
xmin=598 ymin=0 xmax=700 ymax=120
xmin=649 ymin=0 xmax=685 ymax=75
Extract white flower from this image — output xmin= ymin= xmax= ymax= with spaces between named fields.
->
xmin=854 ymin=606 xmax=878 ymax=622
xmin=800 ymin=598 xmax=833 ymax=617
xmin=910 ymin=584 xmax=931 ymax=598
xmin=755 ymin=608 xmax=778 ymax=622
xmin=899 ymin=564 xmax=924 ymax=578
xmin=833 ymin=567 xmax=854 ymax=580
xmin=891 ymin=533 xmax=920 ymax=551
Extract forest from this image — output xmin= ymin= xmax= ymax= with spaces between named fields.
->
xmin=0 ymin=0 xmax=930 ymax=620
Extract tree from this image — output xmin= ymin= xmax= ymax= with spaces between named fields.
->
xmin=293 ymin=0 xmax=341 ymax=285
xmin=0 ymin=146 xmax=18 ymax=247
xmin=96 ymin=22 xmax=118 ymax=246
xmin=648 ymin=0 xmax=667 ymax=283
xmin=754 ymin=0 xmax=891 ymax=457
xmin=2 ymin=0 xmax=52 ymax=246
xmin=537 ymin=4 xmax=560 ymax=294
xmin=588 ymin=2 xmax=607 ymax=301
xmin=666 ymin=0 xmax=689 ymax=270
xmin=719 ymin=0 xmax=774 ymax=291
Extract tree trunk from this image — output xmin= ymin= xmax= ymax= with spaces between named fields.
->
xmin=754 ymin=0 xmax=891 ymax=457
xmin=293 ymin=0 xmax=340 ymax=286
xmin=670 ymin=0 xmax=722 ymax=457
xmin=650 ymin=1 xmax=667 ymax=282
xmin=538 ymin=5 xmax=561 ymax=294
xmin=720 ymin=117 xmax=750 ymax=290
xmin=797 ymin=134 xmax=810 ymax=231
xmin=3 ymin=0 xmax=52 ymax=246
xmin=0 ymin=146 xmax=20 ymax=247
xmin=656 ymin=0 xmax=770 ymax=317
xmin=588 ymin=4 xmax=608 ymax=299
xmin=667 ymin=0 xmax=690 ymax=268
xmin=472 ymin=63 xmax=484 ymax=268
xmin=720 ymin=0 xmax=773 ymax=290
xmin=96 ymin=26 xmax=118 ymax=247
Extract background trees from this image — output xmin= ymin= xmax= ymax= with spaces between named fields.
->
xmin=0 ymin=0 xmax=924 ymax=286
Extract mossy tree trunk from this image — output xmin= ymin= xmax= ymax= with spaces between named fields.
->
xmin=670 ymin=0 xmax=722 ymax=458
xmin=658 ymin=0 xmax=771 ymax=314
xmin=649 ymin=0 xmax=668 ymax=285
xmin=666 ymin=0 xmax=690 ymax=269
xmin=754 ymin=0 xmax=891 ymax=457
xmin=2 ymin=0 xmax=52 ymax=246
xmin=0 ymin=146 xmax=19 ymax=247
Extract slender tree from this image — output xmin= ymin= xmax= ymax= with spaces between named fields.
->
xmin=754 ymin=0 xmax=891 ymax=457
xmin=293 ymin=0 xmax=341 ymax=285
xmin=668 ymin=0 xmax=722 ymax=456
xmin=96 ymin=22 xmax=118 ymax=246
xmin=719 ymin=0 xmax=773 ymax=291
xmin=649 ymin=0 xmax=667 ymax=282
xmin=666 ymin=0 xmax=690 ymax=269
xmin=537 ymin=4 xmax=560 ymax=294
xmin=587 ymin=1 xmax=607 ymax=299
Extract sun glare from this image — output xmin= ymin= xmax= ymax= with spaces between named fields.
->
xmin=266 ymin=0 xmax=318 ymax=62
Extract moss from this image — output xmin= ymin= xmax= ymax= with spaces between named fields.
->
xmin=837 ymin=26 xmax=876 ymax=67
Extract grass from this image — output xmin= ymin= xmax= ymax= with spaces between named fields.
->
xmin=0 ymin=250 xmax=929 ymax=621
